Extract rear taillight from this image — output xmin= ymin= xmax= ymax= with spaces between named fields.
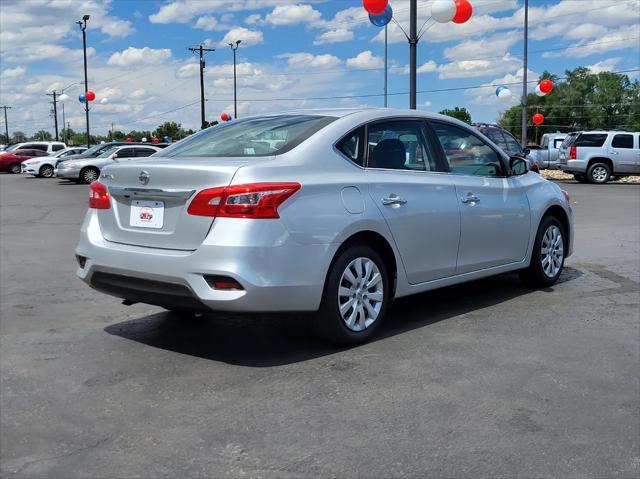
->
xmin=188 ymin=182 xmax=301 ymax=219
xmin=569 ymin=145 xmax=577 ymax=160
xmin=89 ymin=181 xmax=111 ymax=209
xmin=530 ymin=162 xmax=540 ymax=173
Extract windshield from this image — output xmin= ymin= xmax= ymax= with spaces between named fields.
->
xmin=157 ymin=115 xmax=336 ymax=158
xmin=5 ymin=144 xmax=20 ymax=151
xmin=97 ymin=146 xmax=119 ymax=158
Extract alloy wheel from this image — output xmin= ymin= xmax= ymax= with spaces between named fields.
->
xmin=82 ymin=169 xmax=98 ymax=184
xmin=541 ymin=225 xmax=564 ymax=278
xmin=338 ymin=257 xmax=384 ymax=332
xmin=591 ymin=166 xmax=608 ymax=183
xmin=41 ymin=165 xmax=54 ymax=178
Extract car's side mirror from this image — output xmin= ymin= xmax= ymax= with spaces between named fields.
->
xmin=523 ymin=147 xmax=531 ymax=155
xmin=510 ymin=156 xmax=528 ymax=175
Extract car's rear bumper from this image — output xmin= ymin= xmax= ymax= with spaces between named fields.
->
xmin=559 ymin=159 xmax=587 ymax=174
xmin=75 ymin=210 xmax=337 ymax=313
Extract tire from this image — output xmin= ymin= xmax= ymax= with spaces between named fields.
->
xmin=573 ymin=174 xmax=588 ymax=183
xmin=520 ymin=216 xmax=565 ymax=287
xmin=79 ymin=166 xmax=99 ymax=184
xmin=8 ymin=163 xmax=21 ymax=174
xmin=39 ymin=164 xmax=54 ymax=178
xmin=314 ymin=245 xmax=390 ymax=345
xmin=587 ymin=162 xmax=611 ymax=184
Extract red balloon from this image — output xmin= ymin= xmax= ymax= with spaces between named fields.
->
xmin=126 ymin=137 xmax=133 ymax=142
xmin=539 ymin=79 xmax=554 ymax=94
xmin=452 ymin=0 xmax=473 ymax=23
xmin=85 ymin=91 xmax=96 ymax=101
xmin=152 ymin=137 xmax=159 ymax=144
xmin=532 ymin=113 xmax=544 ymax=125
xmin=220 ymin=112 xmax=230 ymax=122
xmin=363 ymin=0 xmax=388 ymax=15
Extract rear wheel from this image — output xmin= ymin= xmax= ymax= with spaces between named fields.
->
xmin=79 ymin=166 xmax=99 ymax=184
xmin=8 ymin=163 xmax=21 ymax=174
xmin=587 ymin=162 xmax=611 ymax=184
xmin=39 ymin=164 xmax=54 ymax=178
xmin=520 ymin=216 xmax=565 ymax=287
xmin=315 ymin=245 xmax=389 ymax=345
xmin=573 ymin=174 xmax=588 ymax=183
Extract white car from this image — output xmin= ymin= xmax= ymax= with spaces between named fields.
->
xmin=21 ymin=147 xmax=88 ymax=177
xmin=4 ymin=141 xmax=67 ymax=154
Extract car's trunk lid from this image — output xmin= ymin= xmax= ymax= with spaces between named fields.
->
xmin=97 ymin=157 xmax=251 ymax=250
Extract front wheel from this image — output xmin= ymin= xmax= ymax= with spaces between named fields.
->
xmin=520 ymin=216 xmax=565 ymax=287
xmin=8 ymin=163 xmax=21 ymax=174
xmin=39 ymin=164 xmax=54 ymax=178
xmin=79 ymin=166 xmax=99 ymax=184
xmin=315 ymin=245 xmax=390 ymax=345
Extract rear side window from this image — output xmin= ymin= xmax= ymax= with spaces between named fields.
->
xmin=561 ymin=133 xmax=579 ymax=148
xmin=136 ymin=148 xmax=157 ymax=157
xmin=553 ymin=139 xmax=564 ymax=149
xmin=367 ymin=120 xmax=438 ymax=171
xmin=159 ymin=115 xmax=336 ymax=158
xmin=52 ymin=144 xmax=64 ymax=151
xmin=611 ymin=134 xmax=633 ymax=149
xmin=336 ymin=127 xmax=365 ymax=166
xmin=575 ymin=133 xmax=608 ymax=147
xmin=23 ymin=144 xmax=47 ymax=151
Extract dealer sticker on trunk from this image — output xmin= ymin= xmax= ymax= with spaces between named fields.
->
xmin=130 ymin=200 xmax=164 ymax=229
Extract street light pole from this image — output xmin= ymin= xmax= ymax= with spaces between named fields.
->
xmin=521 ymin=0 xmax=529 ymax=146
xmin=384 ymin=25 xmax=388 ymax=108
xmin=77 ymin=15 xmax=91 ymax=148
xmin=229 ymin=40 xmax=241 ymax=119
xmin=409 ymin=0 xmax=418 ymax=109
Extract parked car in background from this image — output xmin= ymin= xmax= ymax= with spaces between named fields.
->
xmin=472 ymin=123 xmax=538 ymax=172
xmin=526 ymin=133 xmax=567 ymax=170
xmin=3 ymin=141 xmax=67 ymax=154
xmin=59 ymin=142 xmax=169 ymax=166
xmin=559 ymin=131 xmax=640 ymax=183
xmin=57 ymin=145 xmax=162 ymax=183
xmin=75 ymin=109 xmax=572 ymax=345
xmin=21 ymin=147 xmax=88 ymax=178
xmin=0 ymin=149 xmax=50 ymax=173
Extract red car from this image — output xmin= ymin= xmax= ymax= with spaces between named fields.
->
xmin=0 ymin=149 xmax=49 ymax=174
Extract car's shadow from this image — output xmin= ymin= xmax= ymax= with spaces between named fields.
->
xmin=105 ymin=267 xmax=583 ymax=367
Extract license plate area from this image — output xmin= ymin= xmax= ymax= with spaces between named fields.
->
xmin=130 ymin=200 xmax=164 ymax=229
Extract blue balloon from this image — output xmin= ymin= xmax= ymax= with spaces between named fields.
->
xmin=78 ymin=94 xmax=86 ymax=103
xmin=495 ymin=86 xmax=506 ymax=96
xmin=369 ymin=4 xmax=393 ymax=27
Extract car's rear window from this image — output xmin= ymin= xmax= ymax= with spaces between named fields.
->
xmin=561 ymin=133 xmax=579 ymax=148
xmin=574 ymin=133 xmax=608 ymax=147
xmin=158 ymin=115 xmax=336 ymax=158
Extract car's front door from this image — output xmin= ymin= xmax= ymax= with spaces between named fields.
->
xmin=610 ymin=133 xmax=637 ymax=174
xmin=363 ymin=119 xmax=461 ymax=284
xmin=429 ymin=121 xmax=531 ymax=274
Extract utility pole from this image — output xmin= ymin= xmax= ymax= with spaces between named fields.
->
xmin=0 ymin=106 xmax=11 ymax=143
xmin=409 ymin=0 xmax=417 ymax=109
xmin=521 ymin=0 xmax=529 ymax=146
xmin=77 ymin=14 xmax=91 ymax=148
xmin=61 ymin=103 xmax=66 ymax=144
xmin=229 ymin=40 xmax=241 ymax=119
xmin=188 ymin=44 xmax=215 ymax=129
xmin=46 ymin=91 xmax=59 ymax=141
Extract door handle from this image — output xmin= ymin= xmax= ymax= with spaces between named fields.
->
xmin=382 ymin=195 xmax=407 ymax=206
xmin=461 ymin=195 xmax=480 ymax=204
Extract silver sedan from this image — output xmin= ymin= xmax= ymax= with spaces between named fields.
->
xmin=75 ymin=109 xmax=573 ymax=344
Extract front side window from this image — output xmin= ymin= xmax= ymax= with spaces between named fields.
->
xmin=611 ymin=134 xmax=633 ymax=149
xmin=158 ymin=115 xmax=336 ymax=158
xmin=575 ymin=133 xmax=607 ymax=147
xmin=136 ymin=148 xmax=157 ymax=157
xmin=541 ymin=136 xmax=549 ymax=148
xmin=366 ymin=120 xmax=437 ymax=171
xmin=52 ymin=144 xmax=64 ymax=151
xmin=431 ymin=122 xmax=503 ymax=177
xmin=115 ymin=148 xmax=136 ymax=158
xmin=336 ymin=127 xmax=365 ymax=166
xmin=502 ymin=132 xmax=523 ymax=154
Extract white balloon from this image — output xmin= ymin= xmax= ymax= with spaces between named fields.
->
xmin=100 ymin=97 xmax=109 ymax=104
xmin=141 ymin=137 xmax=147 ymax=142
xmin=431 ymin=0 xmax=457 ymax=23
xmin=498 ymin=88 xmax=512 ymax=101
xmin=535 ymin=84 xmax=545 ymax=97
xmin=58 ymin=93 xmax=69 ymax=101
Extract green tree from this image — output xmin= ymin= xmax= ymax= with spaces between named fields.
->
xmin=11 ymin=131 xmax=26 ymax=142
xmin=31 ymin=130 xmax=53 ymax=141
xmin=153 ymin=121 xmax=186 ymax=140
xmin=439 ymin=107 xmax=472 ymax=124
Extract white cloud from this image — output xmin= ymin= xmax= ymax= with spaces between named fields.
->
xmin=245 ymin=14 xmax=262 ymax=25
xmin=100 ymin=19 xmax=135 ymax=38
xmin=1 ymin=66 xmax=26 ymax=79
xmin=543 ymin=25 xmax=640 ymax=58
xmin=586 ymin=58 xmax=621 ymax=74
xmin=218 ymin=27 xmax=263 ymax=47
xmin=264 ymin=4 xmax=322 ymax=26
xmin=130 ymin=88 xmax=147 ymax=100
xmin=279 ymin=53 xmax=342 ymax=70
xmin=107 ymin=47 xmax=173 ymax=68
xmin=438 ymin=55 xmax=522 ymax=79
xmin=176 ymin=62 xmax=200 ymax=79
xmin=313 ymin=29 xmax=354 ymax=45
xmin=346 ymin=51 xmax=384 ymax=70
xmin=195 ymin=15 xmax=219 ymax=31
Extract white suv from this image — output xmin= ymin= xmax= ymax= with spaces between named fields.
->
xmin=5 ymin=141 xmax=67 ymax=154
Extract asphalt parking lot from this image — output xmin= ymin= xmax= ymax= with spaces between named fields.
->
xmin=1 ymin=174 xmax=638 ymax=478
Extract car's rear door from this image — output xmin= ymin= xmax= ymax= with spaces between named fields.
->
xmin=429 ymin=120 xmax=531 ymax=274
xmin=363 ymin=118 xmax=461 ymax=284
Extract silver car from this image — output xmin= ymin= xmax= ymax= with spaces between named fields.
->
xmin=57 ymin=145 xmax=162 ymax=184
xmin=75 ymin=109 xmax=573 ymax=344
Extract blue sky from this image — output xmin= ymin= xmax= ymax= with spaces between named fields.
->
xmin=1 ymin=0 xmax=638 ymax=136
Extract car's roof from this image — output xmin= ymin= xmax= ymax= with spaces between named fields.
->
xmin=248 ymin=107 xmax=455 ymax=121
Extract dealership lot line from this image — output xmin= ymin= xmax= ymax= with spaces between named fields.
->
xmin=1 ymin=174 xmax=638 ymax=478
